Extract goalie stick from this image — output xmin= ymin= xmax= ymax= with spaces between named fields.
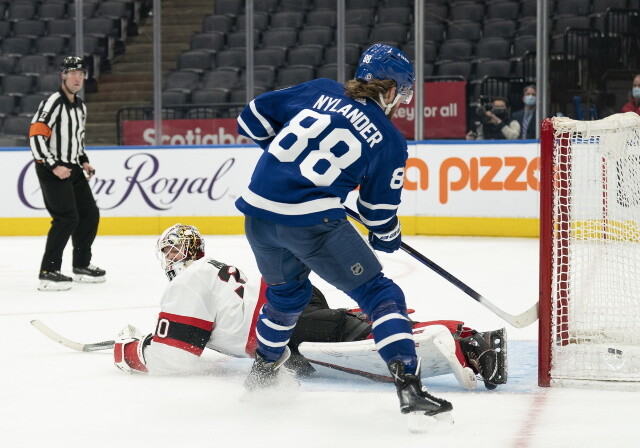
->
xmin=344 ymin=207 xmax=538 ymax=328
xmin=30 ymin=320 xmax=115 ymax=352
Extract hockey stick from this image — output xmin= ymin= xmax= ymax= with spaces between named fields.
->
xmin=30 ymin=320 xmax=115 ymax=352
xmin=344 ymin=207 xmax=539 ymax=328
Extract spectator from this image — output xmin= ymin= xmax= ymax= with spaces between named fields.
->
xmin=512 ymin=84 xmax=537 ymax=139
xmin=29 ymin=56 xmax=105 ymax=291
xmin=467 ymin=96 xmax=520 ymax=140
xmin=621 ymin=74 xmax=640 ymax=115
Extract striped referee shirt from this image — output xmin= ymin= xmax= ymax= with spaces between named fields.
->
xmin=29 ymin=88 xmax=88 ymax=170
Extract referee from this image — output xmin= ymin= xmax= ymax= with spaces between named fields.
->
xmin=29 ymin=56 xmax=106 ymax=291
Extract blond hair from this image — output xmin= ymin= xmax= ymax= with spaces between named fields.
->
xmin=344 ymin=79 xmax=396 ymax=101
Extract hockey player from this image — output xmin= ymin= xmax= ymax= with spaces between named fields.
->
xmin=113 ymin=223 xmax=371 ymax=376
xmin=113 ymin=224 xmax=507 ymax=391
xmin=235 ymin=44 xmax=465 ymax=422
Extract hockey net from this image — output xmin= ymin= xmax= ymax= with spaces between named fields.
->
xmin=539 ymin=112 xmax=640 ymax=388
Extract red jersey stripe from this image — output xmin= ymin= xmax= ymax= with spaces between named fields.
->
xmin=152 ymin=336 xmax=205 ymax=356
xmin=158 ymin=311 xmax=214 ymax=331
xmin=245 ymin=278 xmax=268 ymax=356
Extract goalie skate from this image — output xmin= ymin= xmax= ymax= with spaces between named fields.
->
xmin=458 ymin=328 xmax=507 ymax=390
xmin=283 ymin=352 xmax=316 ymax=377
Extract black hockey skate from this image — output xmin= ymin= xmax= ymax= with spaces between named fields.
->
xmin=283 ymin=351 xmax=316 ymax=377
xmin=244 ymin=346 xmax=292 ymax=391
xmin=458 ymin=328 xmax=507 ymax=390
xmin=38 ymin=270 xmax=72 ymax=291
xmin=72 ymin=265 xmax=106 ymax=283
xmin=388 ymin=359 xmax=453 ymax=417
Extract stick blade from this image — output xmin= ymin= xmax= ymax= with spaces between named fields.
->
xmin=511 ymin=302 xmax=539 ymax=328
xmin=30 ymin=319 xmax=86 ymax=351
xmin=477 ymin=299 xmax=539 ymax=328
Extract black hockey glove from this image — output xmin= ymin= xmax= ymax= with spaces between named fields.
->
xmin=368 ymin=217 xmax=402 ymax=253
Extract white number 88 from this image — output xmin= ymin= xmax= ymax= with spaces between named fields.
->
xmin=268 ymin=110 xmax=362 ymax=187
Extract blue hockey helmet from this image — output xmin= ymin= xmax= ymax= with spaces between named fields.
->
xmin=355 ymin=44 xmax=415 ymax=104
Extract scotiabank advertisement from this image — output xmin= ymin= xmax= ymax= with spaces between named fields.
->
xmin=122 ymin=118 xmax=253 ymax=146
xmin=2 ymin=142 xmax=539 ymax=228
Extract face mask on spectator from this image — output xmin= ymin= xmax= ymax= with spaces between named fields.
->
xmin=524 ymin=95 xmax=536 ymax=106
xmin=492 ymin=107 xmax=507 ymax=119
xmin=632 ymin=87 xmax=640 ymax=99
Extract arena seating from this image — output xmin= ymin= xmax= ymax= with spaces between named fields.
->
xmin=159 ymin=0 xmax=635 ymax=121
xmin=0 ymin=0 xmax=147 ymax=143
xmin=2 ymin=0 xmax=638 ymax=141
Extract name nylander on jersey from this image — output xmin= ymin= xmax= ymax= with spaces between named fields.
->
xmin=236 ymin=78 xmax=408 ymax=231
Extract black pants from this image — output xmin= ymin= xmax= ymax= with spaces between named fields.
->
xmin=35 ymin=163 xmax=100 ymax=272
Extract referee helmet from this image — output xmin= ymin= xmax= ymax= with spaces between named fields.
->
xmin=60 ymin=56 xmax=88 ymax=78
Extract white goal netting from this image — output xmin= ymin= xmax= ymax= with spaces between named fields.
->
xmin=547 ymin=112 xmax=640 ymax=386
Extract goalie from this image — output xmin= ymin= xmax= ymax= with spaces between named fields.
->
xmin=113 ymin=224 xmax=507 ymax=390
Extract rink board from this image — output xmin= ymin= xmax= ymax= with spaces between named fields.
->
xmin=0 ymin=141 xmax=540 ymax=237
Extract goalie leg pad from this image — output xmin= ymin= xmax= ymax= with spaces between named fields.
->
xmin=430 ymin=327 xmax=477 ymax=390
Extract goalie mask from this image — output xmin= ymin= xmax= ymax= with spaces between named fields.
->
xmin=156 ymin=224 xmax=205 ymax=281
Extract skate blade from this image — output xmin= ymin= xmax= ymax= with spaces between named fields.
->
xmin=73 ymin=275 xmax=106 ymax=283
xmin=407 ymin=410 xmax=454 ymax=434
xmin=38 ymin=281 xmax=72 ymax=291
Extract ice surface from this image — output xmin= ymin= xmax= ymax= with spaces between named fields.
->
xmin=1 ymin=235 xmax=637 ymax=447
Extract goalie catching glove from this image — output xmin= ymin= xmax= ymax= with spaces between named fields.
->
xmin=368 ymin=217 xmax=402 ymax=253
xmin=113 ymin=325 xmax=153 ymax=374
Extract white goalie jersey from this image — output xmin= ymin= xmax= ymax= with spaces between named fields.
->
xmin=143 ymin=257 xmax=265 ymax=375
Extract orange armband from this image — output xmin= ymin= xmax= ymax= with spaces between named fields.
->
xmin=29 ymin=122 xmax=52 ymax=138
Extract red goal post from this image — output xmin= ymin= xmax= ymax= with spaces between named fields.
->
xmin=539 ymin=112 xmax=640 ymax=389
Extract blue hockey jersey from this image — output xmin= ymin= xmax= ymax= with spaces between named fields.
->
xmin=235 ymin=78 xmax=408 ymax=232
